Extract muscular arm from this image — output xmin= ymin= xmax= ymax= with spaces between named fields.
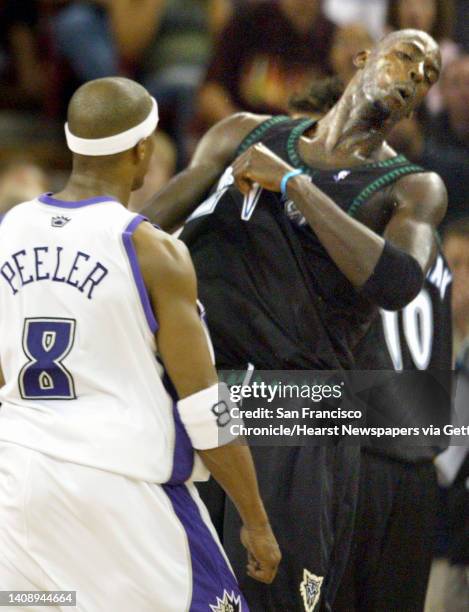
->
xmin=141 ymin=112 xmax=268 ymax=232
xmin=287 ymin=170 xmax=446 ymax=283
xmin=232 ymin=143 xmax=447 ymax=307
xmin=133 ymin=223 xmax=279 ymax=580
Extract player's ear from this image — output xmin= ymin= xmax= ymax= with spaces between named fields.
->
xmin=354 ymin=50 xmax=371 ymax=69
xmin=135 ymin=139 xmax=147 ymax=163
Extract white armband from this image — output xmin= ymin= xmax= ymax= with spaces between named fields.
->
xmin=177 ymin=382 xmax=242 ymax=450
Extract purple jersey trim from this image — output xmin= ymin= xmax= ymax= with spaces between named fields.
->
xmin=122 ymin=215 xmax=158 ymax=334
xmin=38 ymin=193 xmax=119 ymax=209
xmin=162 ymin=484 xmax=248 ymax=611
xmin=158 ymin=360 xmax=195 ymax=484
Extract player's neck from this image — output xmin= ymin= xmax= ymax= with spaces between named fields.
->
xmin=315 ymin=88 xmax=397 ymax=161
xmin=54 ymin=171 xmax=132 ymax=207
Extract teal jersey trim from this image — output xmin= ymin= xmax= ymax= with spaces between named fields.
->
xmin=347 ymin=164 xmax=426 ymax=217
xmin=236 ymin=115 xmax=291 ymax=156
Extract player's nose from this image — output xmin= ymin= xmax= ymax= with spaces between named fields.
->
xmin=410 ymin=63 xmax=425 ymax=83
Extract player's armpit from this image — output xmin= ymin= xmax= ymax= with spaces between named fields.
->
xmin=140 ymin=112 xmax=269 ymax=232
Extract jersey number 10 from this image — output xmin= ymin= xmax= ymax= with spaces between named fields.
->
xmin=381 ymin=289 xmax=433 ymax=371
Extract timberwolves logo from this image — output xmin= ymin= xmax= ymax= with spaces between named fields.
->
xmin=300 ymin=569 xmax=323 ymax=612
xmin=333 ymin=169 xmax=351 ymax=182
xmin=284 ymin=199 xmax=307 ymax=226
xmin=209 ymin=590 xmax=242 ymax=612
xmin=51 ymin=215 xmax=71 ymax=228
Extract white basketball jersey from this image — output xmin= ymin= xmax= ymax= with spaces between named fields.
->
xmin=0 ymin=194 xmax=199 ymax=483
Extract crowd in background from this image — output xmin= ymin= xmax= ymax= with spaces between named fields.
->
xmin=1 ymin=0 xmax=469 ymax=216
xmin=0 ymin=1 xmax=468 ymax=610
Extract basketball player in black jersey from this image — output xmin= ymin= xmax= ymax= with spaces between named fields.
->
xmin=291 ymin=77 xmax=454 ymax=611
xmin=333 ymin=249 xmax=453 ymax=612
xmin=143 ymin=30 xmax=447 ymax=611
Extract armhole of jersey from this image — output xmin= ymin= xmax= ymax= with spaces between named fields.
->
xmin=347 ymin=162 xmax=426 ymax=218
xmin=122 ymin=214 xmax=159 ymax=335
xmin=235 ymin=115 xmax=291 ymax=156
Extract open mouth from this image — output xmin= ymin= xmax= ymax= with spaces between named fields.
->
xmin=394 ymin=87 xmax=413 ymax=104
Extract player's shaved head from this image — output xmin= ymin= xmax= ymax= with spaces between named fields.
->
xmin=67 ymin=77 xmax=153 ymax=139
xmin=376 ymin=28 xmax=440 ymax=59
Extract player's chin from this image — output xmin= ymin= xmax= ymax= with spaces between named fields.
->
xmin=369 ymin=98 xmax=393 ymax=121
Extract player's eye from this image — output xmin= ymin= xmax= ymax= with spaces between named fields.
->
xmin=397 ymin=51 xmax=412 ymax=61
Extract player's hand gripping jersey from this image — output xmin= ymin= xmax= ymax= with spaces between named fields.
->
xmin=181 ymin=117 xmax=427 ymax=370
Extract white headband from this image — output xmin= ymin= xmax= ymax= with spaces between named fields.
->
xmin=65 ymin=97 xmax=159 ymax=156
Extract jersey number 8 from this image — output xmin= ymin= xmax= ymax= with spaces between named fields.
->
xmin=19 ymin=318 xmax=76 ymax=400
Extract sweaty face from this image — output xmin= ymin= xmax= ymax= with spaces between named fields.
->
xmin=360 ymin=32 xmax=441 ymax=120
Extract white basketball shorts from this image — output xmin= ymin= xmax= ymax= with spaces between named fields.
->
xmin=0 ymin=442 xmax=248 ymax=611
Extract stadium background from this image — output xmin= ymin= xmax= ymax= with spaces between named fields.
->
xmin=0 ymin=1 xmax=467 ymax=610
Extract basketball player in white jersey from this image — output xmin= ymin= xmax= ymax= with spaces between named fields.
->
xmin=0 ymin=77 xmax=280 ymax=612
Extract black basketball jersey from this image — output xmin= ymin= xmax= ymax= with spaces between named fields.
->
xmin=180 ymin=116 xmax=426 ymax=370
xmin=354 ymin=250 xmax=453 ymax=461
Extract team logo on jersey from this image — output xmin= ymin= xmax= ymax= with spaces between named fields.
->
xmin=51 ymin=215 xmax=71 ymax=228
xmin=300 ymin=569 xmax=323 ymax=612
xmin=209 ymin=590 xmax=242 ymax=612
xmin=333 ymin=170 xmax=351 ymax=183
xmin=284 ymin=200 xmax=307 ymax=226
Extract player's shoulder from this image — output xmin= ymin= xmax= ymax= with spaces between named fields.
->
xmin=192 ymin=112 xmax=273 ymax=168
xmin=393 ymin=170 xmax=448 ymax=210
xmin=377 ymin=143 xmax=444 ymax=195
xmin=210 ymin=112 xmax=273 ymax=142
xmin=132 ymin=221 xmax=194 ymax=288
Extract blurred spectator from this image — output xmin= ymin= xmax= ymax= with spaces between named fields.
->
xmin=50 ymin=0 xmax=122 ymax=82
xmin=0 ymin=0 xmax=47 ymax=109
xmin=0 ymin=161 xmax=49 ymax=214
xmin=197 ymin=0 xmax=336 ymax=127
xmin=454 ymin=0 xmax=469 ymax=53
xmin=50 ymin=1 xmax=228 ymax=165
xmin=420 ymin=56 xmax=469 ymax=223
xmin=140 ymin=0 xmax=230 ymax=165
xmin=324 ymin=0 xmax=387 ymax=40
xmin=442 ymin=219 xmax=469 ymax=355
xmin=424 ymin=222 xmax=469 ymax=612
xmin=329 ymin=23 xmax=374 ymax=85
